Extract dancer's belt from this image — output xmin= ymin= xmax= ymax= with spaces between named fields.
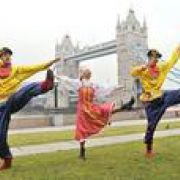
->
xmin=0 ymin=95 xmax=8 ymax=104
xmin=140 ymin=91 xmax=162 ymax=102
xmin=143 ymin=97 xmax=163 ymax=107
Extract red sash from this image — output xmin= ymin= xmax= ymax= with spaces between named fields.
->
xmin=0 ymin=62 xmax=12 ymax=78
xmin=149 ymin=64 xmax=159 ymax=78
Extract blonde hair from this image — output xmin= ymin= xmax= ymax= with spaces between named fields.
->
xmin=0 ymin=50 xmax=3 ymax=58
xmin=79 ymin=66 xmax=91 ymax=81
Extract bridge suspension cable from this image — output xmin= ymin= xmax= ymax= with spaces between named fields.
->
xmin=166 ymin=76 xmax=180 ymax=84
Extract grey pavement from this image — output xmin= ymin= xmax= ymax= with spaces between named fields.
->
xmin=12 ymin=128 xmax=180 ymax=157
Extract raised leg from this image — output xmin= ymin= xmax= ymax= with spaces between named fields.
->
xmin=0 ymin=69 xmax=54 ymax=170
xmin=112 ymin=96 xmax=135 ymax=114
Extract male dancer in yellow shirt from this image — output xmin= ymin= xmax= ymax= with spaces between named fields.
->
xmin=131 ymin=44 xmax=180 ymax=157
xmin=0 ymin=47 xmax=59 ymax=170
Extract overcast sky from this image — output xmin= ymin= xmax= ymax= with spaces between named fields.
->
xmin=0 ymin=0 xmax=179 ymax=87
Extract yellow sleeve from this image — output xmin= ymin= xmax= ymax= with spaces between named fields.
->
xmin=17 ymin=62 xmax=50 ymax=73
xmin=131 ymin=66 xmax=143 ymax=77
xmin=164 ymin=48 xmax=180 ymax=72
xmin=15 ymin=62 xmax=50 ymax=82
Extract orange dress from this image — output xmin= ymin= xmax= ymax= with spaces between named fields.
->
xmin=55 ymin=76 xmax=117 ymax=142
xmin=75 ymin=85 xmax=115 ymax=142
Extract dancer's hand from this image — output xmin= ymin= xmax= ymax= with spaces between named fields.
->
xmin=140 ymin=65 xmax=148 ymax=71
xmin=47 ymin=57 xmax=61 ymax=67
xmin=175 ymin=44 xmax=180 ymax=56
xmin=52 ymin=57 xmax=61 ymax=64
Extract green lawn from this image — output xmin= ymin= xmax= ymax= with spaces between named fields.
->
xmin=9 ymin=121 xmax=180 ymax=147
xmin=1 ymin=136 xmax=180 ymax=180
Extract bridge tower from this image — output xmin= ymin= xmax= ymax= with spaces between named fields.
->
xmin=54 ymin=35 xmax=79 ymax=108
xmin=116 ymin=9 xmax=148 ymax=105
xmin=55 ymin=35 xmax=79 ymax=78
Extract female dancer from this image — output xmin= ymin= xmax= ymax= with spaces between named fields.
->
xmin=56 ymin=67 xmax=134 ymax=160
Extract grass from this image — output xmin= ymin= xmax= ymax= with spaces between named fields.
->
xmin=9 ymin=121 xmax=180 ymax=147
xmin=1 ymin=136 xmax=180 ymax=180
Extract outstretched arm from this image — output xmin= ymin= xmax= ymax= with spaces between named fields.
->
xmin=164 ymin=44 xmax=180 ymax=72
xmin=17 ymin=58 xmax=60 ymax=73
xmin=15 ymin=58 xmax=60 ymax=82
xmin=55 ymin=74 xmax=80 ymax=92
xmin=94 ymin=83 xmax=124 ymax=101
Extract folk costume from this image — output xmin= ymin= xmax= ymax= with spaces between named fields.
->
xmin=56 ymin=70 xmax=134 ymax=159
xmin=131 ymin=47 xmax=180 ymax=156
xmin=0 ymin=48 xmax=56 ymax=170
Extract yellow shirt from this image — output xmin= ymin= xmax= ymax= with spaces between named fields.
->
xmin=0 ymin=62 xmax=50 ymax=103
xmin=131 ymin=49 xmax=180 ymax=102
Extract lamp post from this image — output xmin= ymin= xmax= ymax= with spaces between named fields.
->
xmin=54 ymin=81 xmax=58 ymax=108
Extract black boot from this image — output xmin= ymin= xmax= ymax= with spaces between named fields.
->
xmin=79 ymin=146 xmax=86 ymax=160
xmin=121 ymin=96 xmax=135 ymax=110
xmin=146 ymin=142 xmax=152 ymax=152
xmin=46 ymin=69 xmax=54 ymax=84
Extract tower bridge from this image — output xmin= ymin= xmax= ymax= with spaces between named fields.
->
xmin=52 ymin=8 xmax=148 ymax=108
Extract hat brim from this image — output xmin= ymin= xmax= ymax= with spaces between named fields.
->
xmin=156 ymin=53 xmax=162 ymax=58
xmin=147 ymin=50 xmax=162 ymax=59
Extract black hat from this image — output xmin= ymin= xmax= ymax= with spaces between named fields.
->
xmin=147 ymin=49 xmax=162 ymax=58
xmin=1 ymin=47 xmax=13 ymax=55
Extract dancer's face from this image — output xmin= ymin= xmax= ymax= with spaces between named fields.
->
xmin=148 ymin=56 xmax=158 ymax=67
xmin=1 ymin=53 xmax=12 ymax=62
xmin=83 ymin=69 xmax=91 ymax=80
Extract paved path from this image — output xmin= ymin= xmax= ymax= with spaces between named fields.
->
xmin=9 ymin=118 xmax=180 ymax=135
xmin=12 ymin=128 xmax=180 ymax=157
